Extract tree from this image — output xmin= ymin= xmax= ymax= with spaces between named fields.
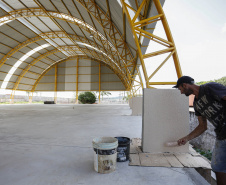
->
xmin=197 ymin=76 xmax=226 ymax=86
xmin=122 ymin=91 xmax=130 ymax=102
xmin=215 ymin=76 xmax=226 ymax=86
xmin=78 ymin=92 xmax=96 ymax=104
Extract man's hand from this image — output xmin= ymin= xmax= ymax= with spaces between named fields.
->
xmin=177 ymin=116 xmax=207 ymax=146
xmin=177 ymin=136 xmax=189 ymax=146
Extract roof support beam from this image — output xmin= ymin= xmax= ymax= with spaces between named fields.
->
xmin=11 ymin=48 xmax=60 ymax=92
xmin=75 ymin=1 xmax=136 ymax=81
xmin=153 ymin=0 xmax=182 ymax=78
xmin=0 ymin=9 xmax=132 ymax=87
xmin=14 ymin=7 xmax=130 ymax=65
xmin=34 ymin=0 xmax=86 ymax=57
xmin=0 ymin=32 xmax=120 ymax=71
xmin=121 ymin=0 xmax=182 ymax=89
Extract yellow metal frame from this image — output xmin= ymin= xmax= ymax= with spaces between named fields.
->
xmin=0 ymin=32 xmax=119 ymax=69
xmin=0 ymin=8 xmax=136 ymax=91
xmin=0 ymin=8 xmax=136 ymax=79
xmin=1 ymin=1 xmax=183 ymax=101
xmin=128 ymin=65 xmax=144 ymax=98
xmin=75 ymin=1 xmax=135 ymax=64
xmin=121 ymin=0 xmax=182 ymax=89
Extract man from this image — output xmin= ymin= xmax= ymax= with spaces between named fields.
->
xmin=173 ymin=76 xmax=226 ymax=185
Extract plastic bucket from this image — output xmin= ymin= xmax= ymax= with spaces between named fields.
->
xmin=115 ymin=137 xmax=130 ymax=162
xmin=92 ymin=137 xmax=118 ymax=174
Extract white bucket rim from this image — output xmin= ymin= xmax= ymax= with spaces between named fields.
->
xmin=93 ymin=137 xmax=118 ymax=150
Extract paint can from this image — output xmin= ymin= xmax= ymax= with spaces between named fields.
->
xmin=92 ymin=137 xmax=118 ymax=174
xmin=115 ymin=137 xmax=130 ymax=162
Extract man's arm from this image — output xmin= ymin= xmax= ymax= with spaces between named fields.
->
xmin=223 ymin=96 xmax=226 ymax=100
xmin=178 ymin=116 xmax=207 ymax=145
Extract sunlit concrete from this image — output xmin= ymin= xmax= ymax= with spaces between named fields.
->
xmin=0 ymin=104 xmax=209 ymax=185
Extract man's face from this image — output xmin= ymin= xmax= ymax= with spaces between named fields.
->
xmin=178 ymin=83 xmax=193 ymax=96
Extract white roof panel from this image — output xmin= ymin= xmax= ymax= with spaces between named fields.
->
xmin=20 ymin=0 xmax=39 ymax=7
xmin=4 ymin=0 xmax=25 ymax=9
xmin=39 ymin=17 xmax=61 ymax=31
xmin=28 ymin=17 xmax=52 ymax=32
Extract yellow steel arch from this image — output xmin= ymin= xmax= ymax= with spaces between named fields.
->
xmin=129 ymin=65 xmax=144 ymax=97
xmin=11 ymin=46 xmax=129 ymax=95
xmin=0 ymin=8 xmax=137 ymax=91
xmin=0 ymin=32 xmax=120 ymax=70
xmin=75 ymin=0 xmax=134 ymax=61
xmin=0 ymin=8 xmax=135 ymax=71
xmin=121 ymin=0 xmax=183 ymax=88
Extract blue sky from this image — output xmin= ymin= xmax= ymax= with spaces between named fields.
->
xmin=154 ymin=0 xmax=226 ymax=83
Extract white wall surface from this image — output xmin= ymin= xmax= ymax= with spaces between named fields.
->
xmin=142 ymin=89 xmax=189 ymax=153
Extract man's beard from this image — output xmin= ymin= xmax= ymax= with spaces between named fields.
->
xmin=184 ymin=89 xmax=193 ymax=96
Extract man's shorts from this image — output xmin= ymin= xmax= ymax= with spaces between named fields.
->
xmin=211 ymin=139 xmax=226 ymax=173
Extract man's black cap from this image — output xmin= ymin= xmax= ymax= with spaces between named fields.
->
xmin=173 ymin=76 xmax=195 ymax=88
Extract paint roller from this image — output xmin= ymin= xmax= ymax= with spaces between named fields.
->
xmin=164 ymin=141 xmax=179 ymax=147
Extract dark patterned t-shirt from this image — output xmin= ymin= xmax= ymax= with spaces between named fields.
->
xmin=193 ymin=82 xmax=226 ymax=139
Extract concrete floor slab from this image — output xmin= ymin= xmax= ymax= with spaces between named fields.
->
xmin=0 ymin=104 xmax=209 ymax=185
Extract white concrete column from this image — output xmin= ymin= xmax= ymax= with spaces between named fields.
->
xmin=9 ymin=99 xmax=14 ymax=104
xmin=129 ymin=98 xmax=132 ymax=109
xmin=131 ymin=97 xmax=142 ymax=116
xmin=29 ymin=97 xmax=32 ymax=104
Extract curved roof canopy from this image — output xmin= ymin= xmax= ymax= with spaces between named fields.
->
xmin=0 ymin=0 xmax=182 ymax=95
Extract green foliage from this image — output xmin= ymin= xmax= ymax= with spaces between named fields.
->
xmin=197 ymin=76 xmax=226 ymax=86
xmin=122 ymin=91 xmax=130 ymax=102
xmin=215 ymin=76 xmax=226 ymax=86
xmin=100 ymin=91 xmax=111 ymax=97
xmin=78 ymin=92 xmax=96 ymax=104
xmin=96 ymin=91 xmax=111 ymax=100
xmin=194 ymin=148 xmax=212 ymax=161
